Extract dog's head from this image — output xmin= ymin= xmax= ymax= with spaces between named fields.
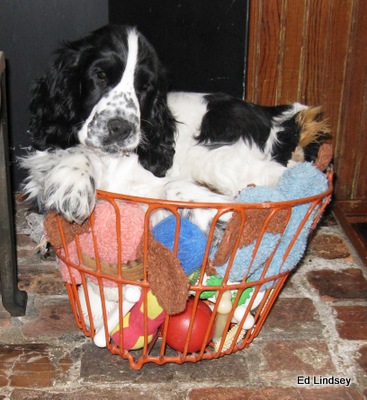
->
xmin=29 ymin=24 xmax=176 ymax=177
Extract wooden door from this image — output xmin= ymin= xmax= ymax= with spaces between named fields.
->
xmin=246 ymin=0 xmax=367 ymax=265
xmin=246 ymin=0 xmax=367 ymax=201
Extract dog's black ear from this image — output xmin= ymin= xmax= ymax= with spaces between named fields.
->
xmin=28 ymin=46 xmax=82 ymax=150
xmin=137 ymin=87 xmax=177 ymax=178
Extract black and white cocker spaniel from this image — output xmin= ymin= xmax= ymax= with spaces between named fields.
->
xmin=21 ymin=24 xmax=328 ymax=231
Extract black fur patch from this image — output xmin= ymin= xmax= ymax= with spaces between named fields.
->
xmin=271 ymin=114 xmax=301 ymax=166
xmin=197 ymin=93 xmax=292 ymax=151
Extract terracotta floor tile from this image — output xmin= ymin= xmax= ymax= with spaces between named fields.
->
xmin=189 ymin=387 xmax=299 ymax=400
xmin=299 ymin=387 xmax=364 ymax=400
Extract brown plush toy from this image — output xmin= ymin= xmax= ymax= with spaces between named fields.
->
xmin=44 ymin=211 xmax=90 ymax=248
xmin=137 ymin=233 xmax=189 ymax=315
xmin=313 ymin=143 xmax=333 ymax=172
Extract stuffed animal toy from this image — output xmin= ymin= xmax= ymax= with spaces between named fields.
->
xmin=137 ymin=232 xmax=189 ymax=315
xmin=211 ymin=162 xmax=329 ymax=287
xmin=44 ymin=211 xmax=91 ymax=248
xmin=313 ymin=143 xmax=333 ymax=172
xmin=211 ymin=201 xmax=288 ymax=267
xmin=152 ymin=215 xmax=208 ymax=276
xmin=110 ymin=289 xmax=166 ymax=350
xmin=210 ymin=188 xmax=288 ymax=281
xmin=254 ymin=161 xmax=329 ymax=285
xmin=47 ymin=200 xmax=146 ymax=286
xmin=77 ymin=280 xmax=142 ymax=347
xmin=78 ymin=280 xmax=117 ymax=331
xmin=210 ymin=143 xmax=332 ymax=278
xmin=212 ymin=232 xmax=282 ymax=282
xmin=45 ymin=200 xmax=190 ymax=315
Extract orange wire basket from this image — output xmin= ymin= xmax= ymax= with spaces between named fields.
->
xmin=54 ymin=172 xmax=333 ymax=370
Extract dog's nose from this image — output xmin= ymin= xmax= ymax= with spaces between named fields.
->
xmin=107 ymin=118 xmax=132 ymax=138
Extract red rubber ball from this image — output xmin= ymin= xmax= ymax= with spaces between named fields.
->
xmin=166 ymin=298 xmax=213 ymax=353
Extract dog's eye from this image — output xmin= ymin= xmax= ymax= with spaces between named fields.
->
xmin=139 ymin=82 xmax=153 ymax=93
xmin=95 ymin=70 xmax=108 ymax=82
xmin=143 ymin=82 xmax=153 ymax=91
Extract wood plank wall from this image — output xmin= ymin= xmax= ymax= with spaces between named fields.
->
xmin=246 ymin=0 xmax=367 ymax=201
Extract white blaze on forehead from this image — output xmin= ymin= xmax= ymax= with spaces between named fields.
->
xmin=78 ymin=28 xmax=140 ymax=145
xmin=120 ymin=27 xmax=139 ymax=92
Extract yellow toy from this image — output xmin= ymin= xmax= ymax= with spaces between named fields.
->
xmin=111 ymin=289 xmax=166 ymax=350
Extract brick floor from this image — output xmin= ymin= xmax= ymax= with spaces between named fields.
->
xmin=0 ymin=344 xmax=73 ymax=388
xmin=357 ymin=345 xmax=367 ymax=373
xmin=308 ymin=233 xmax=351 ymax=259
xmin=188 ymin=387 xmax=365 ymax=400
xmin=260 ymin=298 xmax=325 ymax=339
xmin=0 ymin=203 xmax=366 ymax=399
xmin=307 ymin=268 xmax=367 ymax=300
xmin=20 ymin=298 xmax=79 ymax=340
xmin=333 ymin=306 xmax=367 ymax=341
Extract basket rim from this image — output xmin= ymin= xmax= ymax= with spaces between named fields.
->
xmin=96 ymin=172 xmax=333 ymax=209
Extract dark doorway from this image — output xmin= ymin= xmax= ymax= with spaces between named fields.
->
xmin=109 ymin=0 xmax=249 ymax=97
xmin=0 ymin=0 xmax=108 ymax=189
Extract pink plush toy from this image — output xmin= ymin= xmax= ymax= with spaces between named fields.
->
xmin=111 ymin=289 xmax=166 ymax=350
xmin=57 ymin=200 xmax=146 ymax=285
xmin=45 ymin=199 xmax=191 ymax=315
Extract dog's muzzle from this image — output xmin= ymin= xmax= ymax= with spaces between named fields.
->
xmin=82 ymin=107 xmax=141 ymax=154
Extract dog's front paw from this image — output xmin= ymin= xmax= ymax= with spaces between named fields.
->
xmin=43 ymin=158 xmax=96 ymax=223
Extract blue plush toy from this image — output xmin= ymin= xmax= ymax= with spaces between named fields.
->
xmin=212 ymin=232 xmax=281 ymax=281
xmin=213 ymin=162 xmax=329 ymax=287
xmin=152 ymin=215 xmax=207 ymax=276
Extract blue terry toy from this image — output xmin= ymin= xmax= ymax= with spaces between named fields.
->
xmin=152 ymin=215 xmax=207 ymax=276
xmin=211 ymin=232 xmax=281 ymax=282
xmin=212 ymin=162 xmax=329 ymax=287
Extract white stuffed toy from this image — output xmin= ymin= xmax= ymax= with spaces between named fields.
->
xmin=77 ymin=280 xmax=141 ymax=347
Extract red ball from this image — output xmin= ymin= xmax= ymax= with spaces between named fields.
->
xmin=165 ymin=298 xmax=213 ymax=353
